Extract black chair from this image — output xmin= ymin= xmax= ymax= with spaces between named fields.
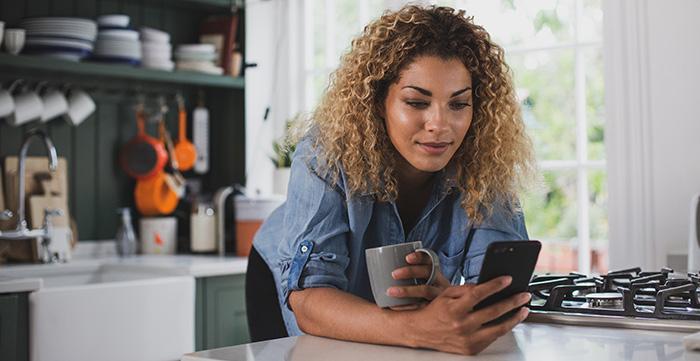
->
xmin=246 ymin=247 xmax=289 ymax=342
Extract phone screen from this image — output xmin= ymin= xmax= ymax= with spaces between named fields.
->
xmin=473 ymin=240 xmax=541 ymax=324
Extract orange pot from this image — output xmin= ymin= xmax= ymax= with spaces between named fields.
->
xmin=134 ymin=172 xmax=179 ymax=216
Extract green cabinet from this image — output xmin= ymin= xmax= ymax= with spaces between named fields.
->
xmin=0 ymin=293 xmax=29 ymax=361
xmin=195 ymin=274 xmax=250 ymax=351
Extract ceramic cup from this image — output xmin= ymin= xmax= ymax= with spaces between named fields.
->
xmin=4 ymin=28 xmax=25 ymax=55
xmin=365 ymin=241 xmax=440 ymax=308
xmin=0 ymin=85 xmax=15 ymax=118
xmin=64 ymin=89 xmax=95 ymax=126
xmin=8 ymin=87 xmax=43 ymax=126
xmin=0 ymin=22 xmax=5 ymax=49
xmin=140 ymin=217 xmax=177 ymax=254
xmin=40 ymin=89 xmax=69 ymax=122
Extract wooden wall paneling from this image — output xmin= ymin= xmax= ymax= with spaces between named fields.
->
xmin=121 ymin=1 xmax=142 ymax=28
xmin=141 ymin=2 xmax=164 ymax=29
xmin=97 ymin=0 xmax=121 ymax=15
xmin=205 ymin=88 xmax=244 ymax=190
xmin=24 ymin=0 xmax=50 ymax=18
xmin=1 ymin=0 xmax=25 ymax=26
xmin=72 ymin=104 xmax=98 ymax=239
xmin=0 ymin=125 xmax=23 ymax=158
xmin=73 ymin=0 xmax=97 ymax=19
xmin=94 ymin=98 xmax=122 ymax=239
xmin=50 ymin=0 xmax=74 ymax=17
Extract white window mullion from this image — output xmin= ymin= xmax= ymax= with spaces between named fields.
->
xmin=304 ymin=0 xmax=315 ymax=111
xmin=325 ymin=0 xmax=337 ymax=69
xmin=359 ymin=0 xmax=370 ymax=33
xmin=574 ymin=0 xmax=591 ymax=274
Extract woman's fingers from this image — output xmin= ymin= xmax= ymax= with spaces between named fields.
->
xmin=449 ymin=276 xmax=512 ymax=311
xmin=392 ymin=265 xmax=433 ymax=280
xmin=387 ymin=284 xmax=442 ymax=300
xmin=466 ymin=292 xmax=531 ymax=326
xmin=468 ymin=307 xmax=529 ymax=345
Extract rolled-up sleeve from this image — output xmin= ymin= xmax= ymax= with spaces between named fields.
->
xmin=277 ymin=140 xmax=350 ymax=308
xmin=463 ymin=207 xmax=529 ymax=283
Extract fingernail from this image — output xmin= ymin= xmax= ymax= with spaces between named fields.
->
xmin=387 ymin=287 xmax=402 ymax=296
xmin=520 ymin=293 xmax=532 ymax=302
xmin=406 ymin=253 xmax=416 ymax=262
xmin=521 ymin=307 xmax=530 ymax=319
xmin=391 ymin=270 xmax=399 ymax=279
xmin=502 ymin=276 xmax=512 ymax=285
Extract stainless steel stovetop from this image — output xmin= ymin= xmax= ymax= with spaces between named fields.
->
xmin=524 ymin=267 xmax=700 ymax=332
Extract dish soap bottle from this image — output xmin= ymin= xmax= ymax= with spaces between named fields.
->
xmin=116 ymin=207 xmax=138 ymax=256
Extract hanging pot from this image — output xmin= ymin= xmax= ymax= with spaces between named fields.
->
xmin=120 ymin=108 xmax=168 ymax=179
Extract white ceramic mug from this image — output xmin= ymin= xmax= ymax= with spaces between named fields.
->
xmin=8 ymin=87 xmax=43 ymax=126
xmin=0 ymin=86 xmax=14 ymax=118
xmin=64 ymin=88 xmax=95 ymax=126
xmin=140 ymin=217 xmax=177 ymax=254
xmin=4 ymin=28 xmax=25 ymax=55
xmin=40 ymin=89 xmax=69 ymax=122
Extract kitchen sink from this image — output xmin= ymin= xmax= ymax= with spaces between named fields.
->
xmin=0 ymin=260 xmax=195 ymax=361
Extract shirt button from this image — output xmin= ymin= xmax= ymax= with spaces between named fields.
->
xmin=301 ymin=245 xmax=309 ymax=253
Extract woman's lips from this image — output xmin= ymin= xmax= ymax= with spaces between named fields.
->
xmin=417 ymin=142 xmax=451 ymax=155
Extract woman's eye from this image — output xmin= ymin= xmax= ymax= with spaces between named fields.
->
xmin=406 ymin=101 xmax=429 ymax=109
xmin=450 ymin=102 xmax=471 ymax=110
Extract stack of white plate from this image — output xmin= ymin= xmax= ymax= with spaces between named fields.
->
xmin=175 ymin=44 xmax=222 ymax=75
xmin=140 ymin=27 xmax=173 ymax=71
xmin=92 ymin=14 xmax=141 ymax=65
xmin=20 ymin=17 xmax=97 ymax=61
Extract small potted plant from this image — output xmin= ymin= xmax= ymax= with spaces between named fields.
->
xmin=269 ymin=120 xmax=297 ymax=196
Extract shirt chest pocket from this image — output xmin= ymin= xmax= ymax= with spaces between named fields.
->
xmin=437 ymin=246 xmax=466 ymax=285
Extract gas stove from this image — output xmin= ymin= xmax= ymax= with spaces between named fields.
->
xmin=525 ymin=267 xmax=700 ymax=332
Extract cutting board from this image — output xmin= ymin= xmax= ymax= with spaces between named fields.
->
xmin=29 ymin=178 xmax=69 ymax=229
xmin=3 ymin=157 xmax=68 ymax=229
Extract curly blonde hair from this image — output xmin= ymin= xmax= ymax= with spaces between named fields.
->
xmin=304 ymin=5 xmax=535 ymax=223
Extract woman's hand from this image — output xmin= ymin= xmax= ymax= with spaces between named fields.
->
xmin=403 ymin=276 xmax=531 ymax=355
xmin=386 ymin=251 xmax=451 ymax=308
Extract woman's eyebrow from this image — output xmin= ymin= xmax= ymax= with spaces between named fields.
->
xmin=402 ymin=85 xmax=472 ymax=97
xmin=450 ymin=86 xmax=472 ymax=97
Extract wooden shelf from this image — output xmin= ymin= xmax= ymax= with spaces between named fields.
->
xmin=0 ymin=53 xmax=245 ymax=89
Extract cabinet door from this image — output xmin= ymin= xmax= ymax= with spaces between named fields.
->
xmin=196 ymin=274 xmax=250 ymax=350
xmin=0 ymin=293 xmax=29 ymax=361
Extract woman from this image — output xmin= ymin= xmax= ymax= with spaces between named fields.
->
xmin=246 ymin=5 xmax=536 ymax=356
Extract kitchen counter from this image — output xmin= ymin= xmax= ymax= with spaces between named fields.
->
xmin=181 ymin=323 xmax=700 ymax=361
xmin=0 ymin=254 xmax=248 ymax=290
xmin=0 ymin=275 xmax=41 ymax=293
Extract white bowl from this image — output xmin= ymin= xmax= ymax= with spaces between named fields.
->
xmin=140 ymin=27 xmax=170 ymax=44
xmin=97 ymin=14 xmax=130 ymax=28
xmin=176 ymin=43 xmax=215 ymax=54
xmin=98 ymin=29 xmax=138 ymax=41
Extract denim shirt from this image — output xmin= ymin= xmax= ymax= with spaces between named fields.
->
xmin=252 ymin=137 xmax=529 ymax=336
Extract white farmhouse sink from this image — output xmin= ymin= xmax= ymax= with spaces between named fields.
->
xmin=0 ymin=261 xmax=194 ymax=361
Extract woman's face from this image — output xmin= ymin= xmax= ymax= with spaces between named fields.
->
xmin=383 ymin=56 xmax=473 ymax=174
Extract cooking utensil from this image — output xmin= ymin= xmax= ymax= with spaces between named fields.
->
xmin=134 ymin=118 xmax=183 ymax=216
xmin=28 ymin=174 xmax=69 ymax=228
xmin=134 ymin=172 xmax=178 ymax=216
xmin=120 ymin=106 xmax=167 ymax=179
xmin=174 ymin=96 xmax=196 ymax=171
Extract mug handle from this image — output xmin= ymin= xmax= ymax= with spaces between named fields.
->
xmin=415 ymin=248 xmax=440 ymax=286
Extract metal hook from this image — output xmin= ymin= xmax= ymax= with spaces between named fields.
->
xmin=8 ymin=79 xmax=25 ymax=93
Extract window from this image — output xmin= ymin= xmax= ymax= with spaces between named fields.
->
xmin=301 ymin=0 xmax=606 ymax=274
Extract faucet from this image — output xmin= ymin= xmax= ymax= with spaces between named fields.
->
xmin=0 ymin=129 xmax=62 ymax=262
xmin=213 ymin=186 xmax=234 ymax=257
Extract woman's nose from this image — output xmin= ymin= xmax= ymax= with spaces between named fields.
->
xmin=425 ymin=106 xmax=449 ymax=132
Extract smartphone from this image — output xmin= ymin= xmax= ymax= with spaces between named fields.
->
xmin=473 ymin=240 xmax=541 ymax=324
